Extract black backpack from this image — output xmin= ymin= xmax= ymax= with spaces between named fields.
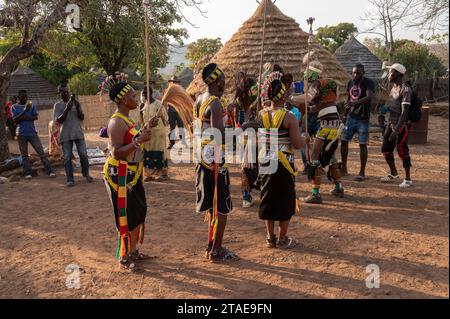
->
xmin=407 ymin=85 xmax=423 ymax=123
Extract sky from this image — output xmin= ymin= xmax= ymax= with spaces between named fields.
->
xmin=176 ymin=0 xmax=440 ymax=44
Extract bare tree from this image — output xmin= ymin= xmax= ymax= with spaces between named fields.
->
xmin=0 ymin=0 xmax=71 ymax=161
xmin=362 ymin=0 xmax=414 ymax=63
xmin=407 ymin=0 xmax=449 ymax=35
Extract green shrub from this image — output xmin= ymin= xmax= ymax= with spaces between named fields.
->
xmin=68 ymin=72 xmax=99 ymax=95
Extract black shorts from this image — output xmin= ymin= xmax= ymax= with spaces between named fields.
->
xmin=195 ymin=164 xmax=232 ymax=215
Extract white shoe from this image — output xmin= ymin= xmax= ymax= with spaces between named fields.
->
xmin=25 ymin=175 xmax=33 ymax=180
xmin=399 ymin=180 xmax=413 ymax=188
xmin=48 ymin=172 xmax=56 ymax=178
xmin=381 ymin=174 xmax=400 ymax=183
xmin=243 ymin=200 xmax=253 ymax=208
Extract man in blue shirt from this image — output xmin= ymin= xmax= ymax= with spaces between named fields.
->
xmin=12 ymin=90 xmax=55 ymax=179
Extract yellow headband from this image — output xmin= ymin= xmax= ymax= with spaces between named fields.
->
xmin=204 ymin=67 xmax=224 ymax=85
xmin=114 ymin=84 xmax=132 ymax=103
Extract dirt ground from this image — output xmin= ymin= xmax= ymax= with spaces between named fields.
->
xmin=0 ymin=116 xmax=448 ymax=299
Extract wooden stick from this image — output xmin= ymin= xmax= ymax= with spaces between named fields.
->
xmin=143 ymin=0 xmax=151 ymax=112
xmin=256 ymin=0 xmax=268 ymax=118
xmin=304 ymin=17 xmax=315 ymax=162
xmin=142 ymin=1 xmax=166 ymax=130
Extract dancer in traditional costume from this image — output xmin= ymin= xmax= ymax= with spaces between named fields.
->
xmin=230 ymin=72 xmax=260 ymax=208
xmin=140 ymin=86 xmax=169 ymax=182
xmin=258 ymin=71 xmax=307 ymax=249
xmin=101 ymin=74 xmax=158 ymax=271
xmin=291 ymin=61 xmax=345 ymax=204
xmin=194 ymin=63 xmax=238 ymax=263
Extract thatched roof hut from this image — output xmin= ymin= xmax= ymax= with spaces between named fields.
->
xmin=334 ymin=37 xmax=383 ymax=81
xmin=7 ymin=66 xmax=59 ymax=110
xmin=187 ymin=0 xmax=350 ymax=97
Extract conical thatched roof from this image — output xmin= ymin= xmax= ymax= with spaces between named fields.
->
xmin=334 ymin=37 xmax=383 ymax=80
xmin=8 ymin=66 xmax=59 ymax=110
xmin=187 ymin=0 xmax=350 ymax=97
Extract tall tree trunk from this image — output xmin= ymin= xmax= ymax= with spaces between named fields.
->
xmin=0 ymin=0 xmax=70 ymax=161
xmin=0 ymin=67 xmax=16 ymax=162
xmin=0 ymin=98 xmax=10 ymax=162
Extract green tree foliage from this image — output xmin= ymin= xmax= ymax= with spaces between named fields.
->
xmin=364 ymin=38 xmax=446 ymax=78
xmin=316 ymin=23 xmax=358 ymax=53
xmin=24 ymin=52 xmax=82 ymax=86
xmin=186 ymin=37 xmax=222 ymax=69
xmin=75 ymin=0 xmax=188 ymax=77
xmin=174 ymin=62 xmax=186 ymax=75
xmin=68 ymin=72 xmax=99 ymax=95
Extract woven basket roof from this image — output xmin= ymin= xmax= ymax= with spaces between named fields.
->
xmin=187 ymin=0 xmax=350 ymax=97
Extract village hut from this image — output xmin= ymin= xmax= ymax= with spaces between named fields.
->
xmin=334 ymin=36 xmax=383 ymax=81
xmin=7 ymin=66 xmax=59 ymax=110
xmin=187 ymin=0 xmax=350 ymax=97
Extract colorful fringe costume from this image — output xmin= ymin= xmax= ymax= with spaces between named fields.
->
xmin=104 ymin=113 xmax=147 ymax=259
xmin=308 ymin=79 xmax=345 ymax=199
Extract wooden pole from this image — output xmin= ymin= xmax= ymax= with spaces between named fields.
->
xmin=256 ymin=0 xmax=268 ymax=116
xmin=142 ymin=0 xmax=163 ymax=125
xmin=143 ymin=0 xmax=151 ymax=108
xmin=304 ymin=17 xmax=315 ymax=161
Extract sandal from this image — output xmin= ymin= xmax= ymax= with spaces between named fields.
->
xmin=205 ymin=243 xmax=213 ymax=259
xmin=266 ymin=235 xmax=277 ymax=249
xmin=277 ymin=237 xmax=297 ymax=250
xmin=129 ymin=250 xmax=152 ymax=261
xmin=380 ymin=174 xmax=399 ymax=183
xmin=354 ymin=175 xmax=366 ymax=182
xmin=119 ymin=259 xmax=137 ymax=272
xmin=209 ymin=247 xmax=239 ymax=263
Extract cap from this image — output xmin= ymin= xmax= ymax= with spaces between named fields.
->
xmin=387 ymin=63 xmax=407 ymax=75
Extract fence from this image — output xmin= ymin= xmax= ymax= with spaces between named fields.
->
xmin=34 ymin=95 xmax=142 ymax=135
xmin=413 ymin=78 xmax=449 ymax=103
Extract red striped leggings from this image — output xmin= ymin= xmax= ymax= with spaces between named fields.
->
xmin=382 ymin=123 xmax=412 ymax=168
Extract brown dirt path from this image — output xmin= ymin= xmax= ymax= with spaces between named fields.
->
xmin=0 ymin=116 xmax=448 ymax=299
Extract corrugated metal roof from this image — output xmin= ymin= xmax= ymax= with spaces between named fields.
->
xmin=334 ymin=37 xmax=383 ymax=81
